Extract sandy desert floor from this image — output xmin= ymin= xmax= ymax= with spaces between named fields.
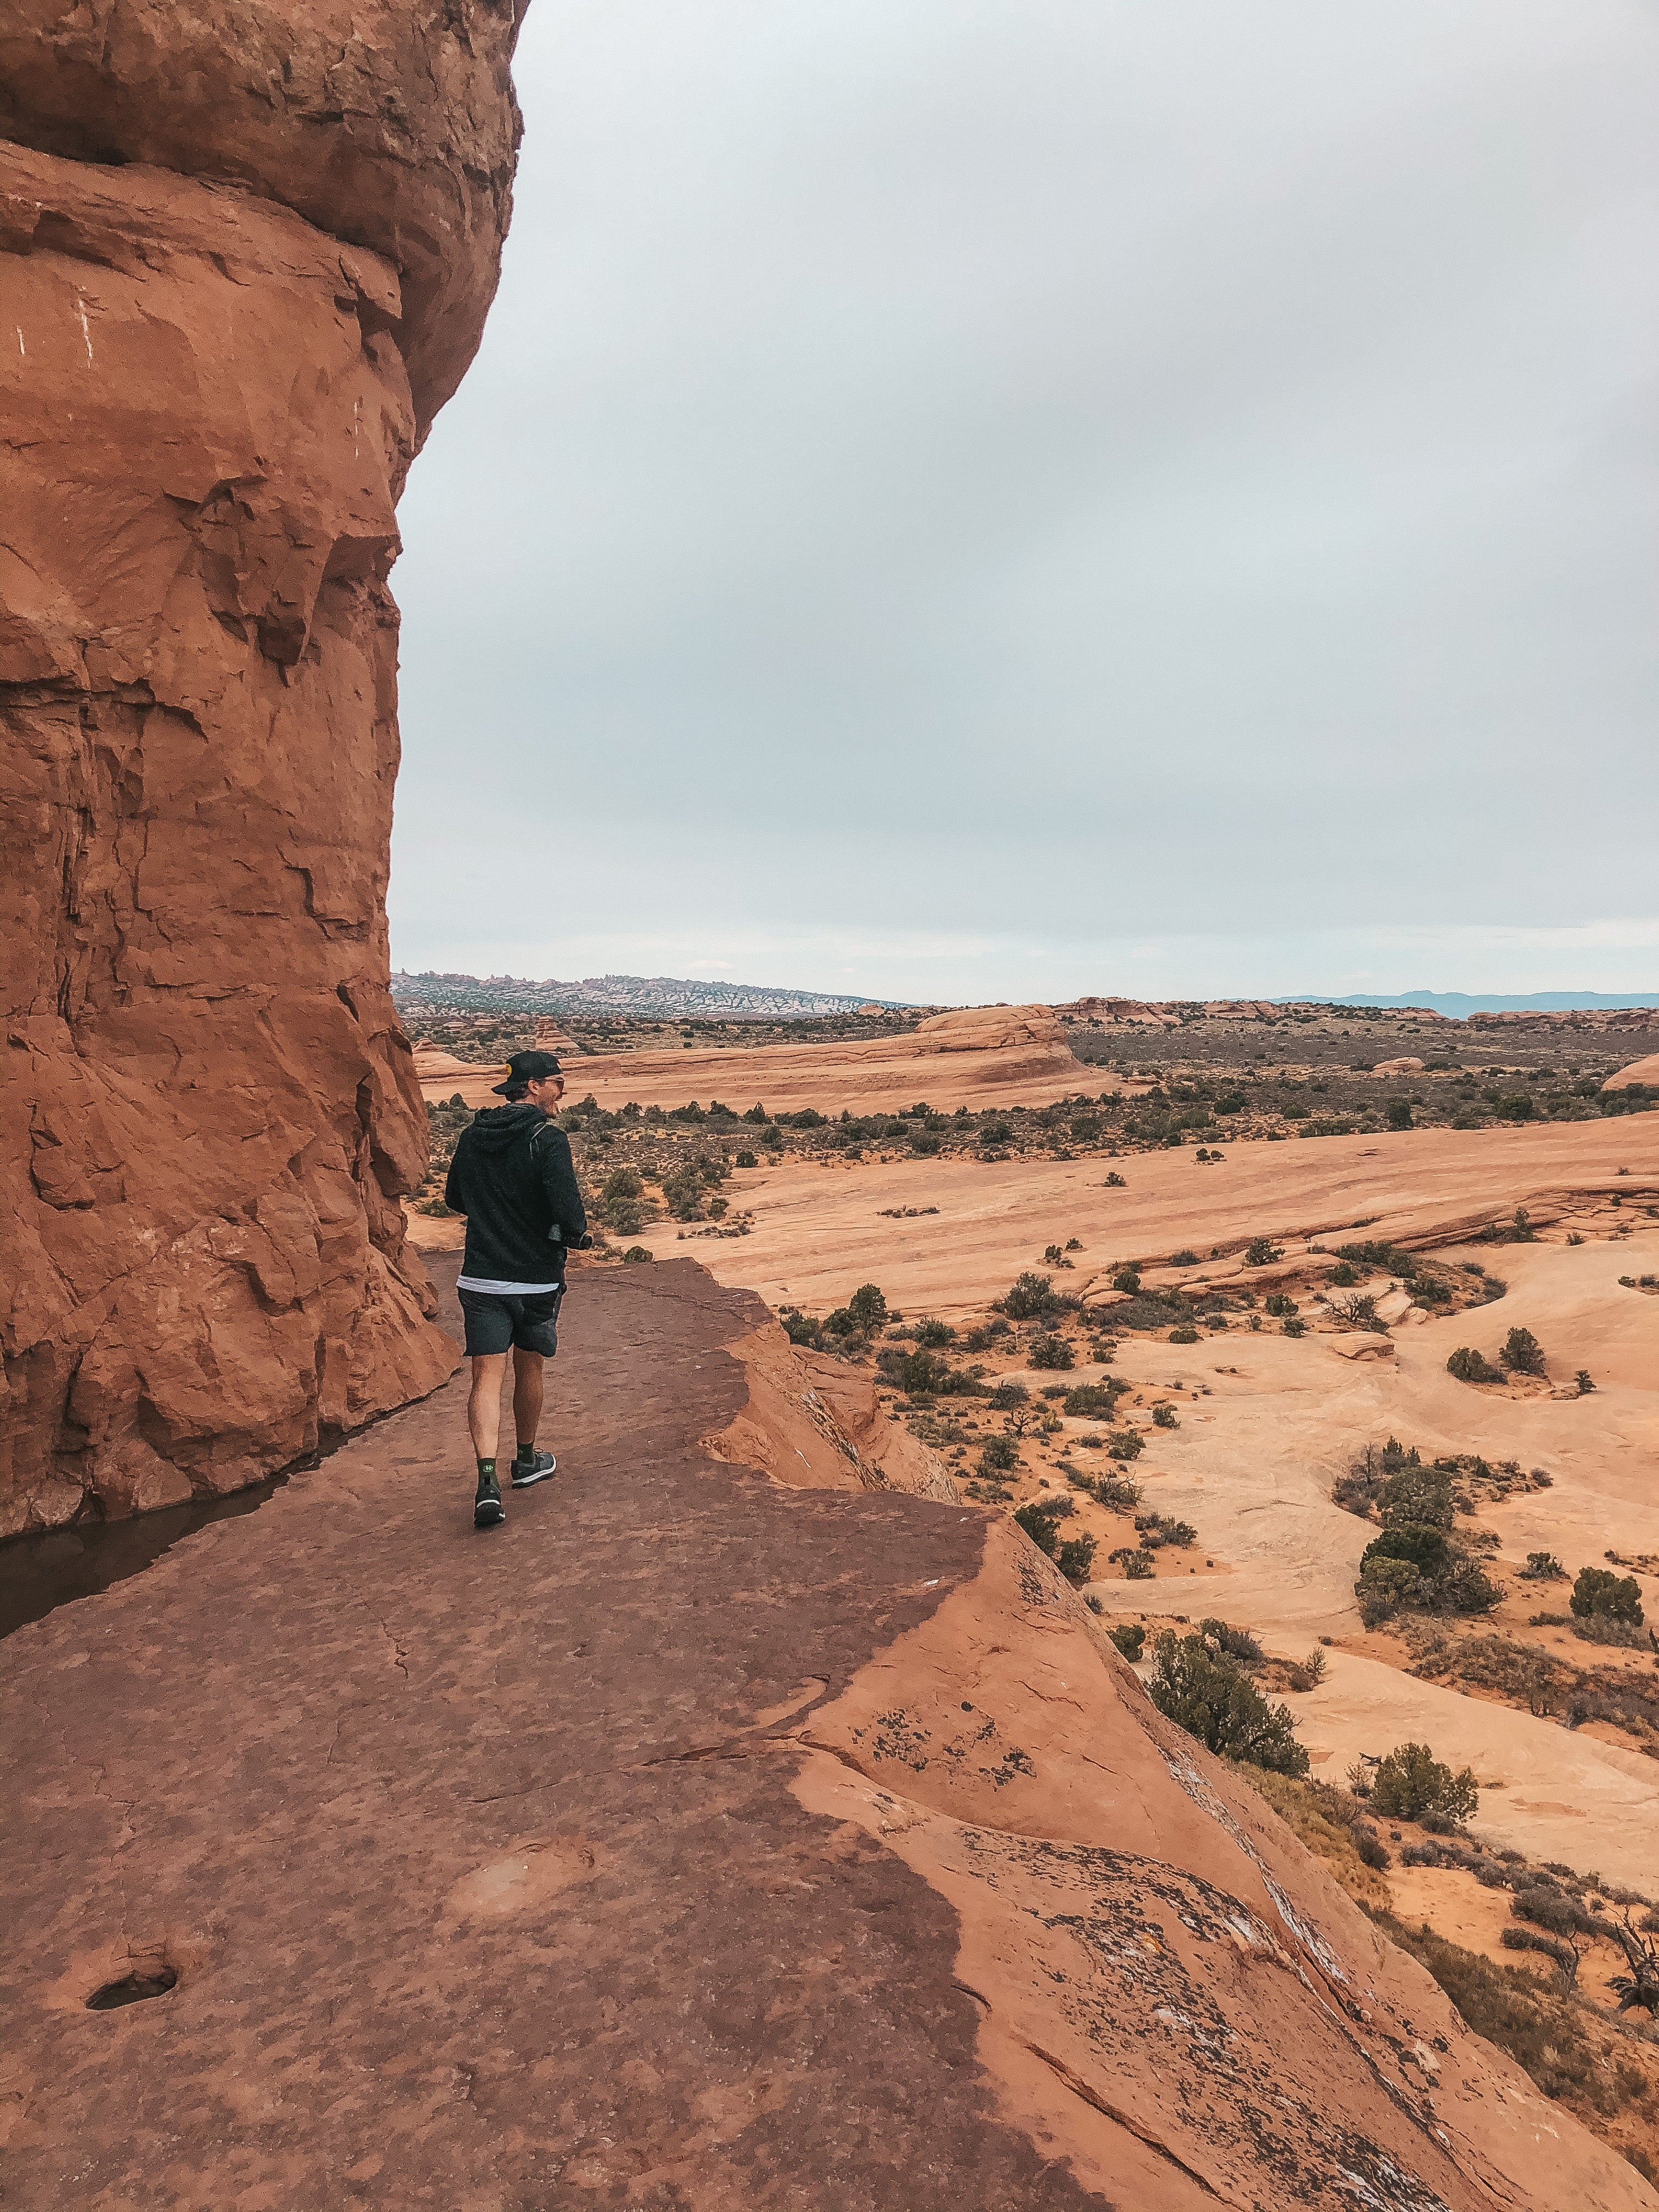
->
xmin=610 ymin=1120 xmax=1659 ymax=1891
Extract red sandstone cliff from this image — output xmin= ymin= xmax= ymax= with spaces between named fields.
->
xmin=0 ymin=4 xmax=527 ymax=1535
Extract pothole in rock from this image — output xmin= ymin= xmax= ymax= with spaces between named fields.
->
xmin=86 ymin=1966 xmax=177 ymax=2012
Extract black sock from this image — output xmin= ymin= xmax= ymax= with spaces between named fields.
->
xmin=515 ymin=1440 xmax=535 ymax=1459
xmin=477 ymin=1458 xmax=496 ymax=1483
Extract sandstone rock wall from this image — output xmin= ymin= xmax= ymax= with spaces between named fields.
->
xmin=0 ymin=5 xmax=526 ymax=1535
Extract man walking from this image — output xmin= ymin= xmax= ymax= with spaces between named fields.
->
xmin=443 ymin=1049 xmax=589 ymax=1528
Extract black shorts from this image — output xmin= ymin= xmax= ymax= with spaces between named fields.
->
xmin=458 ymin=1285 xmax=565 ymax=1358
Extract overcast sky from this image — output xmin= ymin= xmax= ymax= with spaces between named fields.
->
xmin=388 ymin=0 xmax=1659 ymax=1004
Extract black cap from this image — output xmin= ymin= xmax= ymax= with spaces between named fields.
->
xmin=490 ymin=1049 xmax=565 ymax=1095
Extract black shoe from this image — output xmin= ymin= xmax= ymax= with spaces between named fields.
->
xmin=511 ymin=1447 xmax=557 ymax=1489
xmin=474 ymin=1474 xmax=506 ymax=1528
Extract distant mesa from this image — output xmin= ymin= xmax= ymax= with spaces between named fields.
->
xmin=392 ymin=969 xmax=909 ymax=1022
xmin=1291 ymin=990 xmax=1659 ymax=1022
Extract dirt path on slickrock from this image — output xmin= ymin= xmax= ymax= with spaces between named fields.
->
xmin=0 ymin=1259 xmax=1093 ymax=2211
xmin=3 ymin=1260 xmax=1649 ymax=2209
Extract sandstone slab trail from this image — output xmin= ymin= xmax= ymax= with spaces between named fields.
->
xmin=1 ymin=1257 xmax=1647 ymax=2209
xmin=0 ymin=4 xmax=526 ymax=1534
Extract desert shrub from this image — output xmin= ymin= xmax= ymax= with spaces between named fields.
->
xmin=1355 ymin=1559 xmax=1421 ymax=1626
xmin=1244 ymin=1237 xmax=1283 ymax=1266
xmin=878 ymin=1347 xmax=983 ymax=1398
xmin=1371 ymin=1741 xmax=1478 ymax=1823
xmin=1169 ymin=1248 xmax=1198 ymax=1266
xmin=735 ymin=1149 xmax=758 ymax=1168
xmin=978 ymin=1434 xmax=1019 ymax=1473
xmin=1107 ymin=1429 xmax=1144 ymax=1461
xmin=1362 ymin=1539 xmax=1504 ymax=1628
xmin=1500 ymin=1926 xmax=1579 ymax=1980
xmin=1447 ymin=1346 xmax=1499 ymax=1384
xmin=1386 ymin=1098 xmax=1413 ymax=1130
xmin=760 ymin=1125 xmax=784 ymax=1149
xmin=1147 ymin=1631 xmax=1309 ymax=1775
xmin=1013 ymin=1504 xmax=1059 ymax=1557
xmin=1377 ymin=1466 xmax=1454 ymax=1531
xmin=1169 ymin=1323 xmax=1200 ymax=1344
xmin=601 ymin=1166 xmax=644 ymax=1206
xmin=742 ymin=1103 xmax=771 ymax=1123
xmin=1575 ymin=1369 xmax=1595 ymax=1394
xmin=1120 ymin=1551 xmax=1155 ymax=1579
xmin=1520 ymin=1551 xmax=1566 ymax=1581
xmin=1499 ymin=1326 xmax=1546 ymax=1376
xmin=988 ymin=1380 xmax=1029 ymax=1410
xmin=1062 ymin=1381 xmax=1122 ymax=1418
xmin=1108 ymin=1623 xmax=1146 ymax=1661
xmin=1513 ymin=1884 xmax=1593 ymax=1938
xmin=661 ymin=1168 xmax=707 ymax=1220
xmin=911 ymin=1316 xmax=956 ymax=1347
xmin=1263 ymin=1292 xmax=1297 ymax=1317
xmin=622 ymin=1245 xmax=653 ymax=1263
xmin=1353 ymin=1826 xmax=1391 ymax=1870
xmin=1088 ymin=1472 xmax=1143 ymax=1512
xmin=1570 ymin=1613 xmax=1649 ymax=1650
xmin=1571 ymin=1567 xmax=1644 ymax=1626
xmin=1111 ymin=1266 xmax=1142 ymax=1292
xmin=1002 ymin=1271 xmax=1060 ymax=1320
xmin=1198 ymin=1617 xmax=1262 ymax=1663
xmin=1057 ymin=1534 xmax=1097 ymax=1583
xmin=1028 ymin=1333 xmax=1076 ymax=1370
xmin=780 ymin=1307 xmax=824 ymax=1348
xmin=1152 ymin=1402 xmax=1178 ymax=1429
xmin=847 ymin=1283 xmax=890 ymax=1331
xmin=1282 ymin=1317 xmax=1307 ymax=1338
xmin=1136 ymin=1513 xmax=1198 ymax=1549
xmin=1328 ymin=1260 xmax=1358 ymax=1286
xmin=1363 ymin=1525 xmax=1453 ymax=1576
xmin=979 ymin=1121 xmax=1012 ymax=1146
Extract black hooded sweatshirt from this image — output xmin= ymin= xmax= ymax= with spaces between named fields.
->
xmin=443 ymin=1103 xmax=588 ymax=1285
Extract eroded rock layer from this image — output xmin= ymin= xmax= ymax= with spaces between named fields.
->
xmin=0 ymin=6 xmax=525 ymax=1533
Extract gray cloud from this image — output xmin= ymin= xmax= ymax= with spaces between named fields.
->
xmin=390 ymin=0 xmax=1659 ymax=1000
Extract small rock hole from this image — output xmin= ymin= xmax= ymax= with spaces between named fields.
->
xmin=86 ymin=1966 xmax=177 ymax=2012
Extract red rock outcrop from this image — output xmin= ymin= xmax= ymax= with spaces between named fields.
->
xmin=419 ymin=1002 xmax=1109 ymax=1117
xmin=0 ymin=5 xmax=526 ymax=1534
xmin=1603 ymin=1053 xmax=1659 ymax=1092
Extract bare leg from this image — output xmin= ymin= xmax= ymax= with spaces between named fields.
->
xmin=512 ymin=1347 xmax=545 ymax=1451
xmin=468 ymin=1353 xmax=509 ymax=1461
